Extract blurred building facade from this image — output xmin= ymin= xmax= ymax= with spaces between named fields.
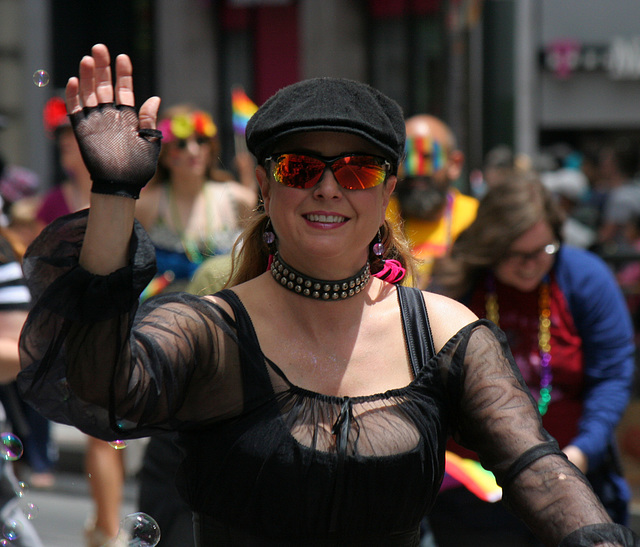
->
xmin=1 ymin=0 xmax=640 ymax=187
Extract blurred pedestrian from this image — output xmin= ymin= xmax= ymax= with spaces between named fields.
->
xmin=597 ymin=137 xmax=640 ymax=252
xmin=135 ymin=104 xmax=256 ymax=547
xmin=387 ymin=114 xmax=478 ymax=288
xmin=430 ymin=173 xmax=635 ymax=546
xmin=0 ymin=227 xmax=45 ymax=547
xmin=135 ymin=103 xmax=257 ymax=293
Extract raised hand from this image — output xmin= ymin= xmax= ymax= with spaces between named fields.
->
xmin=65 ymin=44 xmax=162 ymax=199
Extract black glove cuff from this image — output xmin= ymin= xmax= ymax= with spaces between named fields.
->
xmin=139 ymin=128 xmax=163 ymax=140
xmin=91 ymin=179 xmax=143 ymax=200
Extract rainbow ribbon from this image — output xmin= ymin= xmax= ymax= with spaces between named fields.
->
xmin=231 ymin=86 xmax=259 ymax=136
xmin=140 ymin=271 xmax=175 ymax=303
xmin=444 ymin=451 xmax=502 ymax=503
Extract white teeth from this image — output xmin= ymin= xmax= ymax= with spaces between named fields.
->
xmin=306 ymin=214 xmax=345 ymax=223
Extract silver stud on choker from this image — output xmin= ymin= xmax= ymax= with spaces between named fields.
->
xmin=270 ymin=253 xmax=371 ymax=300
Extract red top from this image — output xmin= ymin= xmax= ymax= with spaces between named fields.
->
xmin=450 ymin=273 xmax=584 ymax=458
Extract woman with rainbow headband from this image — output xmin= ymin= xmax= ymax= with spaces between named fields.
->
xmin=17 ymin=44 xmax=640 ymax=546
xmin=136 ymin=103 xmax=257 ymax=295
xmin=135 ymin=104 xmax=256 ymax=545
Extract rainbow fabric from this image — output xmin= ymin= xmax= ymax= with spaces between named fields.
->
xmin=140 ymin=271 xmax=175 ymax=303
xmin=444 ymin=451 xmax=502 ymax=503
xmin=402 ymin=136 xmax=446 ymax=177
xmin=232 ymin=86 xmax=259 ymax=136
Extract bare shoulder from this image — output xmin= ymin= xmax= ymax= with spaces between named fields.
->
xmin=422 ymin=291 xmax=479 ymax=353
xmin=206 ymin=181 xmax=257 ymax=214
xmin=204 ymin=277 xmax=265 ymax=317
xmin=226 ymin=180 xmax=258 ymax=206
xmin=205 ymin=292 xmax=236 ymax=318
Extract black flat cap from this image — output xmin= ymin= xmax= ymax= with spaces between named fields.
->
xmin=246 ymin=78 xmax=405 ymax=169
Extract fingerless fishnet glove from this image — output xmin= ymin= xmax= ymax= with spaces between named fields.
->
xmin=69 ymin=103 xmax=162 ymax=199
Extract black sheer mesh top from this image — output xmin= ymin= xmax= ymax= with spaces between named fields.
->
xmin=17 ymin=211 xmax=639 ymax=546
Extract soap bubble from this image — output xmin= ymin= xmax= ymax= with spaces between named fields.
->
xmin=0 ymin=433 xmax=23 ymax=461
xmin=32 ymin=69 xmax=50 ymax=87
xmin=2 ymin=519 xmax=22 ymax=540
xmin=118 ymin=512 xmax=161 ymax=546
xmin=22 ymin=502 xmax=38 ymax=520
xmin=109 ymin=440 xmax=127 ymax=450
xmin=15 ymin=481 xmax=28 ymax=498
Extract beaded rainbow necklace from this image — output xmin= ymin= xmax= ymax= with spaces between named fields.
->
xmin=485 ymin=275 xmax=552 ymax=416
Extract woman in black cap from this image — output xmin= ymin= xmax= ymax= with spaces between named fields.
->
xmin=17 ymin=44 xmax=640 ymax=546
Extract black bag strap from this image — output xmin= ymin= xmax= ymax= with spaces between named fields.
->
xmin=397 ymin=285 xmax=436 ymax=377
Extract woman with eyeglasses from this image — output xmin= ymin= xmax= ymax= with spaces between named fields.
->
xmin=428 ymin=173 xmax=635 ymax=546
xmin=135 ymin=103 xmax=257 ymax=294
xmin=17 ymin=44 xmax=640 ymax=546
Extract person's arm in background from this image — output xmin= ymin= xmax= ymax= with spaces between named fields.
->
xmin=0 ymin=231 xmax=31 ymax=382
xmin=558 ymin=247 xmax=636 ymax=473
xmin=0 ymin=310 xmax=27 ymax=383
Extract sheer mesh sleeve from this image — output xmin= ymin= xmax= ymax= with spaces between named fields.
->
xmin=444 ymin=322 xmax=636 ymax=546
xmin=17 ymin=210 xmax=245 ymax=441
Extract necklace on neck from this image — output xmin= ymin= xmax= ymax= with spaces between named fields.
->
xmin=485 ymin=275 xmax=553 ymax=416
xmin=270 ymin=252 xmax=371 ymax=300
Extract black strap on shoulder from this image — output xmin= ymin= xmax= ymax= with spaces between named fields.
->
xmin=397 ymin=285 xmax=436 ymax=377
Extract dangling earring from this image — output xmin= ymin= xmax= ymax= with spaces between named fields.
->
xmin=373 ymin=229 xmax=385 ymax=257
xmin=264 ymin=217 xmax=277 ymax=271
xmin=371 ymin=226 xmax=406 ymax=284
xmin=263 ymin=218 xmax=276 ymax=246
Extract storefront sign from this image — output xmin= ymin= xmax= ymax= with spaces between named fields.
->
xmin=541 ymin=36 xmax=640 ymax=80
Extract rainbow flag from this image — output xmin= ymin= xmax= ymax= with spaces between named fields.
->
xmin=231 ymin=86 xmax=259 ymax=136
xmin=140 ymin=271 xmax=175 ymax=303
xmin=444 ymin=451 xmax=502 ymax=503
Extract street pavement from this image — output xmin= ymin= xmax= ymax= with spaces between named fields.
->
xmin=25 ymin=472 xmax=137 ymax=546
xmin=18 ymin=424 xmax=142 ymax=546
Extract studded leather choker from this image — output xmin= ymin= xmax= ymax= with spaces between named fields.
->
xmin=270 ymin=252 xmax=371 ymax=300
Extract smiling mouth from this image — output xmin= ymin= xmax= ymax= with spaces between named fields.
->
xmin=305 ymin=214 xmax=347 ymax=223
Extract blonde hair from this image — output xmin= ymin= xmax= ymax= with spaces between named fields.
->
xmin=430 ymin=172 xmax=565 ymax=299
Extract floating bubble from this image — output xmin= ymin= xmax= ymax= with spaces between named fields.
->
xmin=118 ymin=512 xmax=161 ymax=547
xmin=2 ymin=519 xmax=22 ymax=540
xmin=15 ymin=481 xmax=28 ymax=498
xmin=22 ymin=502 xmax=38 ymax=520
xmin=0 ymin=433 xmax=23 ymax=461
xmin=32 ymin=69 xmax=50 ymax=87
xmin=109 ymin=440 xmax=127 ymax=450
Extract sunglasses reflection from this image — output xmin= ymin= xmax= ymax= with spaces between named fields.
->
xmin=267 ymin=153 xmax=391 ymax=190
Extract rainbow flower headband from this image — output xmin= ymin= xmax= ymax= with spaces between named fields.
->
xmin=157 ymin=111 xmax=217 ymax=143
